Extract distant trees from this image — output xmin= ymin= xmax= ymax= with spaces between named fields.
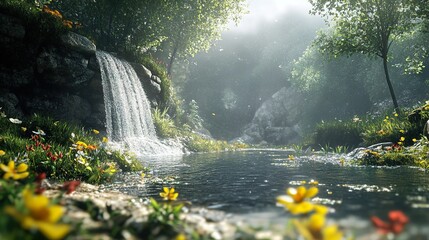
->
xmin=52 ymin=0 xmax=246 ymax=73
xmin=309 ymin=0 xmax=423 ymax=113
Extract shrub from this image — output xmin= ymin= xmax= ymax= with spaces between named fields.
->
xmin=312 ymin=118 xmax=363 ymax=148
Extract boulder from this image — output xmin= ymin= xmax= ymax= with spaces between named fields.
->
xmin=60 ymin=32 xmax=96 ymax=56
xmin=131 ymin=63 xmax=162 ymax=107
xmin=236 ymin=87 xmax=303 ymax=145
xmin=0 ymin=66 xmax=33 ymax=88
xmin=0 ymin=91 xmax=23 ymax=118
xmin=24 ymin=92 xmax=91 ymax=124
xmin=36 ymin=47 xmax=95 ymax=87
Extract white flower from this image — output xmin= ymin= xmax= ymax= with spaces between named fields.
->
xmin=32 ymin=129 xmax=46 ymax=135
xmin=9 ymin=118 xmax=22 ymax=124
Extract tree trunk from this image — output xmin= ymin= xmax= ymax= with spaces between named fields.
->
xmin=382 ymin=56 xmax=400 ymax=114
xmin=167 ymin=42 xmax=179 ymax=76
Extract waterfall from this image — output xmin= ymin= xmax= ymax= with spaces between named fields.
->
xmin=96 ymin=51 xmax=183 ymax=156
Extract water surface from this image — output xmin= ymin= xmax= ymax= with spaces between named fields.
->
xmin=105 ymin=149 xmax=429 ymax=229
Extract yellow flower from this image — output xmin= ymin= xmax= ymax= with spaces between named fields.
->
xmin=400 ymin=137 xmax=405 ymax=142
xmin=399 ymin=129 xmax=405 ymax=133
xmin=412 ymin=138 xmax=417 ymax=142
xmin=394 ymin=113 xmax=399 ymax=117
xmin=104 ymin=164 xmax=116 ymax=175
xmin=1 ymin=160 xmax=29 ymax=180
xmin=21 ymin=127 xmax=27 ymax=132
xmin=277 ymin=186 xmax=327 ymax=215
xmin=176 ymin=233 xmax=187 ymax=240
xmin=75 ymin=141 xmax=88 ymax=151
xmin=5 ymin=189 xmax=70 ymax=240
xmin=160 ymin=187 xmax=179 ymax=201
xmin=0 ymin=150 xmax=5 ymax=156
xmin=309 ymin=179 xmax=319 ymax=185
xmin=102 ymin=137 xmax=108 ymax=143
xmin=288 ymin=186 xmax=318 ymax=203
xmin=92 ymin=129 xmax=100 ymax=134
xmin=322 ymin=225 xmax=343 ymax=240
xmin=288 ymin=155 xmax=295 ymax=160
xmin=294 ymin=213 xmax=343 ymax=240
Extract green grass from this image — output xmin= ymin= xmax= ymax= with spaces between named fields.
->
xmin=0 ymin=113 xmax=143 ymax=184
xmin=310 ymin=101 xmax=429 ymax=150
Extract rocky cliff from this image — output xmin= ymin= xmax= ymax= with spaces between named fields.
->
xmin=0 ymin=13 xmax=163 ymax=131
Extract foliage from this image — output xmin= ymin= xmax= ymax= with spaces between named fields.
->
xmin=0 ymin=0 xmax=70 ymax=43
xmin=153 ymin=105 xmax=247 ymax=152
xmin=0 ymin=111 xmax=142 ymax=184
xmin=312 ymin=119 xmax=363 ymax=148
xmin=310 ymin=99 xmax=429 ymax=150
xmin=309 ymin=0 xmax=423 ymax=111
xmin=183 ymin=134 xmax=231 ymax=152
xmin=152 ymin=108 xmax=180 ymax=138
xmin=51 ymin=0 xmax=246 ymax=69
xmin=141 ymin=198 xmax=184 ymax=238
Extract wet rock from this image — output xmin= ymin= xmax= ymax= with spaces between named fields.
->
xmin=36 ymin=47 xmax=95 ymax=87
xmin=24 ymin=93 xmax=91 ymax=124
xmin=131 ymin=63 xmax=162 ymax=107
xmin=0 ymin=66 xmax=33 ymax=88
xmin=0 ymin=91 xmax=23 ymax=117
xmin=60 ymin=31 xmax=96 ymax=56
xmin=151 ymin=75 xmax=162 ymax=84
xmin=132 ymin=63 xmax=152 ymax=80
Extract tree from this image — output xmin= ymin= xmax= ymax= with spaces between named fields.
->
xmin=53 ymin=0 xmax=246 ymax=75
xmin=159 ymin=0 xmax=247 ymax=75
xmin=309 ymin=0 xmax=421 ymax=113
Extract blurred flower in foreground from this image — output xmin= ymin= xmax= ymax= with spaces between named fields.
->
xmin=277 ymin=186 xmax=327 ymax=215
xmin=371 ymin=210 xmax=409 ymax=235
xmin=0 ymin=150 xmax=5 ymax=156
xmin=62 ymin=180 xmax=81 ymax=194
xmin=5 ymin=189 xmax=70 ymax=240
xmin=294 ymin=213 xmax=343 ymax=240
xmin=160 ymin=187 xmax=179 ymax=201
xmin=1 ymin=160 xmax=29 ymax=180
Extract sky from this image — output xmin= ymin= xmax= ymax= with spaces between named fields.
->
xmin=227 ymin=0 xmax=314 ymax=33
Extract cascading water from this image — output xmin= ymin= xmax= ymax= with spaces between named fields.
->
xmin=96 ymin=51 xmax=183 ymax=156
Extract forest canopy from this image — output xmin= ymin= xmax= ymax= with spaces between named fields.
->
xmin=50 ymin=0 xmax=247 ymax=73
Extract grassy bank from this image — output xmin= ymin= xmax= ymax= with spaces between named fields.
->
xmin=309 ymin=101 xmax=429 ymax=168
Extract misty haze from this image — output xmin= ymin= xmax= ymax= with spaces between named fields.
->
xmin=1 ymin=0 xmax=429 ymax=239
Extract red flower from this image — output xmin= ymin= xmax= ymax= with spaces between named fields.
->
xmin=35 ymin=172 xmax=47 ymax=194
xmin=371 ymin=210 xmax=409 ymax=235
xmin=62 ymin=180 xmax=81 ymax=194
xmin=42 ymin=144 xmax=51 ymax=151
xmin=26 ymin=145 xmax=35 ymax=151
xmin=31 ymin=135 xmax=39 ymax=141
xmin=35 ymin=172 xmax=46 ymax=183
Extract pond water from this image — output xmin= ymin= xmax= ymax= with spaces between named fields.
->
xmin=104 ymin=149 xmax=429 ymax=233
